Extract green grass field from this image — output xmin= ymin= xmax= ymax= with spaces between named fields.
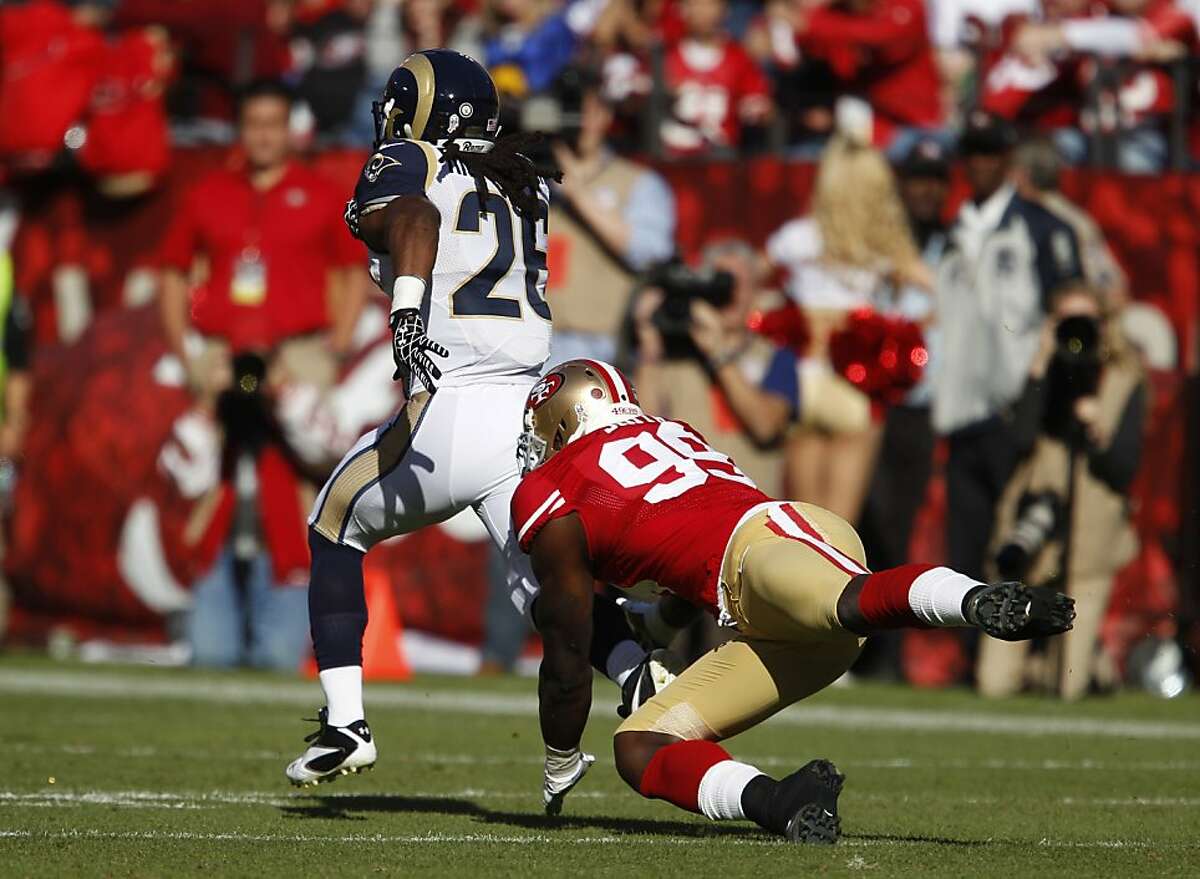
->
xmin=3 ymin=656 xmax=1199 ymax=877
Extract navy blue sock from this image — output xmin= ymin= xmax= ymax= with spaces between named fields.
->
xmin=307 ymin=529 xmax=368 ymax=670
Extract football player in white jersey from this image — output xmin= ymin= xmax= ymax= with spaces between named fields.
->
xmin=287 ymin=50 xmax=671 ymax=790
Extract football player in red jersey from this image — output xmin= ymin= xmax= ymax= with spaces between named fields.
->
xmin=513 ymin=360 xmax=1076 ymax=841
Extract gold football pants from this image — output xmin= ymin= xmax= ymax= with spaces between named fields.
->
xmin=617 ymin=502 xmax=867 ymax=741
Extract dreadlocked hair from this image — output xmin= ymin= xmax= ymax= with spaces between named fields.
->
xmin=442 ymin=131 xmax=561 ymax=219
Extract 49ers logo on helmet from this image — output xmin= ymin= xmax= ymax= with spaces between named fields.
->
xmin=529 ymin=373 xmax=564 ymax=409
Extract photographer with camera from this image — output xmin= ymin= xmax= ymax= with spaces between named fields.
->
xmin=542 ymin=68 xmax=676 ymax=365
xmin=175 ymin=347 xmax=321 ymax=673
xmin=631 ymin=240 xmax=797 ymax=497
xmin=977 ymin=282 xmax=1147 ymax=700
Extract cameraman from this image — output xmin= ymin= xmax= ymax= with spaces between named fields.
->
xmin=977 ymin=282 xmax=1146 ymax=700
xmin=180 ymin=349 xmax=318 ymax=673
xmin=632 ymin=240 xmax=797 ymax=497
xmin=546 ymin=71 xmax=676 ymax=364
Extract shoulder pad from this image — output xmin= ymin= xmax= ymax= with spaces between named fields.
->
xmin=354 ymin=139 xmax=439 ymax=212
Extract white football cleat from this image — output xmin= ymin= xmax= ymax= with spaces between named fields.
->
xmin=286 ymin=707 xmax=377 ymax=787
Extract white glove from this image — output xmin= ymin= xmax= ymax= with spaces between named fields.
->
xmin=543 ymin=745 xmax=595 ymax=815
xmin=391 ymin=308 xmax=448 ymax=391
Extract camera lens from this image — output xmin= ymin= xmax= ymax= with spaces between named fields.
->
xmin=1055 ymin=316 xmax=1100 ymax=361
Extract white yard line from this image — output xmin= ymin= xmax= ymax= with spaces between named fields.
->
xmin=3 ymin=668 xmax=1199 ymax=741
xmin=12 ymin=742 xmax=1200 ymax=774
xmin=0 ymin=827 xmax=1196 ymax=850
xmin=9 ymin=743 xmax=294 ymax=762
xmin=0 ymin=789 xmax=608 ymax=808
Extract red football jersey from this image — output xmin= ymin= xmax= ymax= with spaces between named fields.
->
xmin=512 ymin=416 xmax=769 ymax=612
xmin=660 ymin=38 xmax=771 ymax=154
xmin=158 ymin=161 xmax=358 ymax=350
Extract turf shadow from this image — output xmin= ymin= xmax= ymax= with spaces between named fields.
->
xmin=278 ymin=793 xmax=768 ymax=839
xmin=844 ymin=832 xmax=990 ymax=848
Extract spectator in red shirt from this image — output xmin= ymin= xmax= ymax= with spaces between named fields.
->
xmin=159 ymin=79 xmax=361 ymax=383
xmin=793 ymin=0 xmax=944 ymax=148
xmin=659 ymin=0 xmax=773 ymax=155
xmin=157 ymin=80 xmax=361 ymax=672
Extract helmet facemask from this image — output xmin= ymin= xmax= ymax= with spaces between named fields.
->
xmin=517 ymin=407 xmax=549 ymax=476
xmin=518 ymin=402 xmax=594 ymax=475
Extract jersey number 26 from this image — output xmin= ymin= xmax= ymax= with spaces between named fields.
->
xmin=452 ymin=191 xmax=551 ymax=321
xmin=598 ymin=421 xmax=756 ymax=504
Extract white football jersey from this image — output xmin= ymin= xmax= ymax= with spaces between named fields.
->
xmin=352 ymin=138 xmax=552 ymax=393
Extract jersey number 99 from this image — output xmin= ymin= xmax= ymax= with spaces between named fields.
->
xmin=598 ymin=421 xmax=756 ymax=504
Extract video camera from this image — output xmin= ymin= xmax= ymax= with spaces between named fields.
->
xmin=216 ymin=351 xmax=273 ymax=458
xmin=1049 ymin=315 xmax=1103 ymax=402
xmin=1039 ymin=313 xmax=1106 ymax=443
xmin=645 ymin=260 xmax=735 ymax=360
xmin=994 ymin=490 xmax=1062 ymax=582
xmin=517 ymin=67 xmax=591 ymax=173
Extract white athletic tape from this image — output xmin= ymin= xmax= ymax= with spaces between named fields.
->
xmin=907 ymin=566 xmax=981 ymax=627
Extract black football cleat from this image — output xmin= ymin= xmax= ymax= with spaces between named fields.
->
xmin=965 ymin=581 xmax=1076 ymax=642
xmin=769 ymin=759 xmax=845 ymax=845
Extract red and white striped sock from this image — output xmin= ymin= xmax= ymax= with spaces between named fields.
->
xmin=856 ymin=564 xmax=985 ymax=629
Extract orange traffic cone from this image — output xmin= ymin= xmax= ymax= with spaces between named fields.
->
xmin=301 ymin=561 xmax=411 ymax=681
xmin=360 ymin=561 xmax=411 ymax=681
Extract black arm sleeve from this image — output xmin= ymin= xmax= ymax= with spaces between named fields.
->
xmin=1086 ymin=382 xmax=1146 ymax=495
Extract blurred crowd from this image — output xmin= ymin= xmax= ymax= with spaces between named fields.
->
xmin=3 ymin=0 xmax=1200 ymax=174
xmin=0 ymin=0 xmax=1194 ymax=697
xmin=614 ymin=111 xmax=1174 ymax=698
